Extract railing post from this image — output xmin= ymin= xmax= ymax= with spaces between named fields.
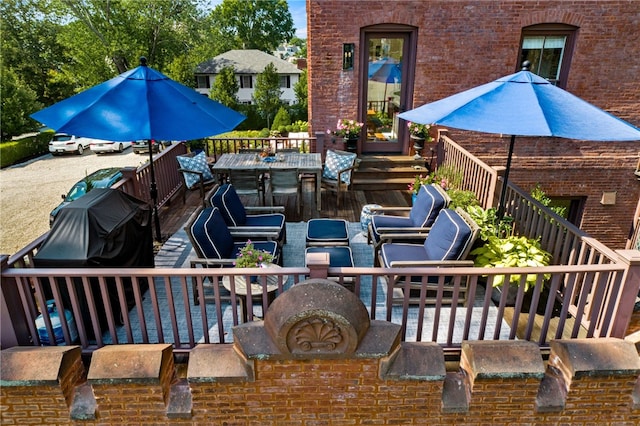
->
xmin=611 ymin=249 xmax=640 ymax=337
xmin=1 ymin=255 xmax=32 ymax=348
xmin=306 ymin=252 xmax=330 ymax=280
xmin=491 ymin=166 xmax=506 ymax=210
xmin=120 ymin=167 xmax=141 ymax=199
xmin=315 ymin=131 xmax=326 ymax=156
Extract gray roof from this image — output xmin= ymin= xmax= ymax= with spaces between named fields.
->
xmin=195 ymin=49 xmax=301 ymax=75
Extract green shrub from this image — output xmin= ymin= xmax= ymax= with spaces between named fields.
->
xmin=448 ymin=189 xmax=479 ymax=210
xmin=271 ymin=106 xmax=291 ymax=131
xmin=0 ymin=132 xmax=53 ymax=168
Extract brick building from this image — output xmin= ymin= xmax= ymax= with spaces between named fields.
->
xmin=307 ymin=0 xmax=640 ymax=249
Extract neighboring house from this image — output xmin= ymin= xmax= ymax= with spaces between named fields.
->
xmin=195 ymin=49 xmax=302 ymax=105
xmin=273 ymin=43 xmax=300 ymax=60
xmin=307 ymin=0 xmax=640 ymax=249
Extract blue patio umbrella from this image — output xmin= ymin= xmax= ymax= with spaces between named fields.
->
xmin=31 ymin=57 xmax=246 ymax=240
xmin=368 ymin=58 xmax=402 ymax=104
xmin=398 ymin=62 xmax=640 ymax=217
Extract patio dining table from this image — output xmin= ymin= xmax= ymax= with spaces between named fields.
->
xmin=211 ymin=152 xmax=323 ymax=210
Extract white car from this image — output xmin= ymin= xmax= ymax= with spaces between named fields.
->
xmin=48 ymin=133 xmax=93 ymax=155
xmin=90 ymin=140 xmax=132 ymax=154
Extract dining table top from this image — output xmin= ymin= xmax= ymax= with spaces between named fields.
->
xmin=211 ymin=152 xmax=322 ymax=171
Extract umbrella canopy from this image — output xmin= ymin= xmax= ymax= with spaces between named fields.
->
xmin=31 ymin=58 xmax=245 ymax=142
xmin=31 ymin=57 xmax=246 ymax=241
xmin=368 ymin=58 xmax=402 ymax=84
xmin=398 ymin=64 xmax=640 ymax=216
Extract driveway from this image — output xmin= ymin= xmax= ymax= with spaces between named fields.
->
xmin=0 ymin=150 xmax=146 ymax=255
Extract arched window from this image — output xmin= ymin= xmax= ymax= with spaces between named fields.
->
xmin=518 ymin=24 xmax=578 ymax=88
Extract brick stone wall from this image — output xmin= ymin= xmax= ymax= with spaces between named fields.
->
xmin=307 ymin=0 xmax=640 ymax=249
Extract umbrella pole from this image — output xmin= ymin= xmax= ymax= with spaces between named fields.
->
xmin=497 ymin=135 xmax=516 ymax=220
xmin=148 ymin=142 xmax=162 ymax=242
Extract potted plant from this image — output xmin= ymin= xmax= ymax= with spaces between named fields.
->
xmin=327 ymin=119 xmax=363 ymax=152
xmin=407 ymin=121 xmax=433 ymax=158
xmin=234 ymin=240 xmax=274 ymax=284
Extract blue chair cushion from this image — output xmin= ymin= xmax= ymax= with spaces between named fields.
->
xmin=210 ymin=184 xmax=247 ymax=226
xmin=322 ymin=150 xmax=357 ymax=184
xmin=189 ymin=207 xmax=234 ymax=259
xmin=305 ymin=246 xmax=354 ymax=267
xmin=306 ymin=219 xmax=349 ymax=244
xmin=409 ymin=184 xmax=448 ymax=227
xmin=370 ymin=215 xmax=414 ymax=244
xmin=423 ymin=209 xmax=473 ymax=261
xmin=177 ymin=151 xmax=214 ymax=189
xmin=380 ymin=243 xmax=432 ymax=267
xmin=232 ymin=241 xmax=279 ymax=262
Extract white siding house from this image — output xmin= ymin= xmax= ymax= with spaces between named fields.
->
xmin=195 ymin=49 xmax=302 ymax=105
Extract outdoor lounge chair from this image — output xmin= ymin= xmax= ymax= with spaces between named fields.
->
xmin=368 ymin=183 xmax=450 ymax=266
xmin=378 ymin=207 xmax=479 ymax=305
xmin=321 ymin=149 xmax=359 ymax=208
xmin=184 ymin=206 xmax=280 ymax=305
xmin=177 ymin=151 xmax=217 ymax=207
xmin=207 ymin=183 xmax=287 ymax=246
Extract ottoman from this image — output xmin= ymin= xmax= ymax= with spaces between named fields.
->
xmin=305 ymin=246 xmax=355 ymax=290
xmin=306 ymin=218 xmax=349 ymax=246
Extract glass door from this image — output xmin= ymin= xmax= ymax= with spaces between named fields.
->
xmin=362 ymin=32 xmax=410 ymax=153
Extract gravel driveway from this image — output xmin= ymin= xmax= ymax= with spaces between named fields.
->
xmin=0 ymin=149 xmax=147 ymax=255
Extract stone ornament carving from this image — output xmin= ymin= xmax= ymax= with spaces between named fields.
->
xmin=291 ymin=317 xmax=344 ymax=352
xmin=264 ymin=279 xmax=370 ymax=358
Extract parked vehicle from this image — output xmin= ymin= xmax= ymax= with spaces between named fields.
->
xmin=49 ymin=168 xmax=123 ymax=226
xmin=132 ymin=140 xmax=173 ymax=154
xmin=90 ymin=140 xmax=132 ymax=154
xmin=48 ymin=133 xmax=93 ymax=155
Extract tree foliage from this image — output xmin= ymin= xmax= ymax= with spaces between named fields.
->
xmin=209 ymin=66 xmax=239 ymax=110
xmin=0 ymin=67 xmax=42 ymax=140
xmin=253 ymin=62 xmax=283 ymax=129
xmin=208 ymin=0 xmax=294 ymax=53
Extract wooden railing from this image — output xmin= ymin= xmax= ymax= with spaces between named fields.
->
xmin=203 ymin=136 xmax=314 ymax=162
xmin=2 ymin=253 xmax=637 ymax=355
xmin=438 ymin=132 xmax=499 ymax=209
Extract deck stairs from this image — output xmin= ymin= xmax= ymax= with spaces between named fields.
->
xmin=352 ymin=155 xmax=431 ymax=191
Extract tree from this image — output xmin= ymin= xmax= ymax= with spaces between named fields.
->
xmin=208 ymin=0 xmax=294 ymax=53
xmin=289 ymin=36 xmax=307 ymax=58
xmin=253 ymin=63 xmax=282 ymax=129
xmin=293 ymin=69 xmax=307 ymax=109
xmin=209 ymin=66 xmax=239 ymax=110
xmin=1 ymin=67 xmax=42 ymax=140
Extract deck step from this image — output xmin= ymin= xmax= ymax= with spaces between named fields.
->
xmin=352 ymin=155 xmax=430 ymax=190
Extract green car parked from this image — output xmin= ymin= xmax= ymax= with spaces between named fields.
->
xmin=49 ymin=168 xmax=123 ymax=226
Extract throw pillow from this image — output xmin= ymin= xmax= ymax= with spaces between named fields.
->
xmin=322 ymin=150 xmax=357 ymax=184
xmin=177 ymin=151 xmax=214 ymax=189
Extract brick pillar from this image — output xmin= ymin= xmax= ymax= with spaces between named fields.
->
xmin=541 ymin=338 xmax=640 ymax=422
xmin=460 ymin=340 xmax=545 ymax=420
xmin=0 ymin=346 xmax=85 ymax=423
xmin=88 ymin=344 xmax=175 ymax=423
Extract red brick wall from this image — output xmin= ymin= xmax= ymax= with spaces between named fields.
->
xmin=307 ymin=0 xmax=640 ymax=248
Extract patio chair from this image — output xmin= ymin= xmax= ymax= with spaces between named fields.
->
xmin=207 ymin=183 xmax=287 ymax=247
xmin=228 ymin=169 xmax=266 ymax=205
xmin=185 ymin=206 xmax=280 ymax=305
xmin=368 ymin=183 xmax=451 ymax=266
xmin=321 ymin=149 xmax=359 ymax=208
xmin=378 ymin=207 xmax=479 ymax=305
xmin=176 ymin=151 xmax=217 ymax=207
xmin=269 ymin=168 xmax=302 ymax=214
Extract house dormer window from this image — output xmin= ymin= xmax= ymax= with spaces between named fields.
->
xmin=279 ymin=75 xmax=291 ymax=88
xmin=240 ymin=75 xmax=253 ymax=88
xmin=518 ymin=24 xmax=578 ymax=89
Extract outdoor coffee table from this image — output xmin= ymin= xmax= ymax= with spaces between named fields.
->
xmin=222 ymin=264 xmax=286 ymax=322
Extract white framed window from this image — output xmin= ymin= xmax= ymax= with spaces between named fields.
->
xmin=240 ymin=75 xmax=253 ymax=89
xmin=196 ymin=75 xmax=210 ymax=89
xmin=279 ymin=75 xmax=291 ymax=88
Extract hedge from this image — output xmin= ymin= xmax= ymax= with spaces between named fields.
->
xmin=0 ymin=132 xmax=53 ymax=168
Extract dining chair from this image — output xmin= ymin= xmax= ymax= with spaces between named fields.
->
xmin=321 ymin=149 xmax=359 ymax=208
xmin=378 ymin=207 xmax=479 ymax=305
xmin=228 ymin=169 xmax=265 ymax=205
xmin=368 ymin=183 xmax=451 ymax=266
xmin=176 ymin=151 xmax=217 ymax=207
xmin=269 ymin=168 xmax=302 ymax=214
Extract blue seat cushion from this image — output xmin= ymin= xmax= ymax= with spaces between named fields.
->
xmin=380 ymin=243 xmax=431 ymax=268
xmin=210 ymin=184 xmax=247 ymax=226
xmin=423 ymin=209 xmax=473 ymax=261
xmin=409 ymin=184 xmax=448 ymax=227
xmin=370 ymin=215 xmax=414 ymax=244
xmin=322 ymin=150 xmax=357 ymax=184
xmin=189 ymin=207 xmax=234 ymax=259
xmin=177 ymin=151 xmax=214 ymax=189
xmin=306 ymin=219 xmax=349 ymax=243
xmin=245 ymin=213 xmax=286 ymax=241
xmin=306 ymin=246 xmax=354 ymax=267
